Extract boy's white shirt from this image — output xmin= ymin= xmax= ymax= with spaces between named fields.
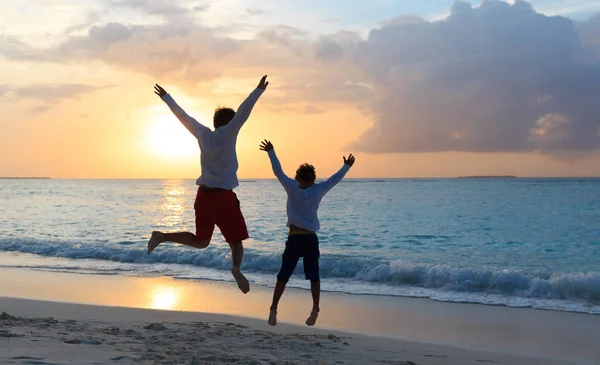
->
xmin=267 ymin=149 xmax=350 ymax=232
xmin=161 ymin=88 xmax=264 ymax=190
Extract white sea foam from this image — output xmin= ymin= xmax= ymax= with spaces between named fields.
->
xmin=1 ymin=238 xmax=599 ymax=314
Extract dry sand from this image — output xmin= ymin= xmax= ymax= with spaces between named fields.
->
xmin=0 ymin=297 xmax=576 ymax=365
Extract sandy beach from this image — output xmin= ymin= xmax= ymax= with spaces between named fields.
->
xmin=0 ymin=297 xmax=578 ymax=365
xmin=1 ymin=266 xmax=598 ymax=364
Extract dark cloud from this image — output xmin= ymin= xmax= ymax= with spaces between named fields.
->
xmin=345 ymin=0 xmax=600 ymax=154
xmin=0 ymin=84 xmax=110 ymax=103
xmin=315 ymin=31 xmax=360 ymax=61
xmin=578 ymin=14 xmax=600 ymax=59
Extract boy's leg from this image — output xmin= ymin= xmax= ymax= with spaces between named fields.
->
xmin=306 ymin=280 xmax=320 ymax=326
xmin=303 ymin=235 xmax=320 ymax=326
xmin=269 ymin=240 xmax=299 ymax=326
xmin=268 ymin=279 xmax=287 ymax=326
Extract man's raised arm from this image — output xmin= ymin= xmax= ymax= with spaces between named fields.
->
xmin=154 ymin=84 xmax=210 ymax=139
xmin=259 ymin=140 xmax=296 ymax=190
xmin=316 ymin=154 xmax=355 ymax=196
xmin=223 ymin=75 xmax=269 ymax=134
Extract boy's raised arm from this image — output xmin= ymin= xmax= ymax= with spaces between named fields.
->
xmin=154 ymin=84 xmax=210 ymax=140
xmin=259 ymin=140 xmax=296 ymax=189
xmin=223 ymin=75 xmax=269 ymax=134
xmin=316 ymin=154 xmax=355 ymax=196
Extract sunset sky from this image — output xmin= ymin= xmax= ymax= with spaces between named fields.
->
xmin=1 ymin=0 xmax=600 ymax=179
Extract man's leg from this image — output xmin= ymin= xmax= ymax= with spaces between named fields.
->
xmin=306 ymin=280 xmax=320 ymax=326
xmin=148 ymin=231 xmax=210 ymax=254
xmin=218 ymin=191 xmax=251 ymax=294
xmin=228 ymin=241 xmax=250 ymax=294
xmin=148 ymin=187 xmax=213 ymax=254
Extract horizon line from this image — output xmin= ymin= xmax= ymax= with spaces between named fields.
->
xmin=3 ymin=176 xmax=600 ymax=180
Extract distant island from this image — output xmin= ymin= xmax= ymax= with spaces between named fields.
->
xmin=0 ymin=177 xmax=51 ymax=179
xmin=457 ymin=176 xmax=516 ymax=179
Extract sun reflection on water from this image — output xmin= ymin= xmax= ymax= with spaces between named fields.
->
xmin=148 ymin=286 xmax=180 ymax=310
xmin=158 ymin=181 xmax=187 ymax=228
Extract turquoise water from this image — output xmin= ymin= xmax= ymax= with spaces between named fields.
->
xmin=1 ymin=178 xmax=599 ymax=313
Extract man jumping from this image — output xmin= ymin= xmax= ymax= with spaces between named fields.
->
xmin=147 ymin=75 xmax=269 ymax=294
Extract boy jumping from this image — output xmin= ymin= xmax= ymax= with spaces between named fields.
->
xmin=147 ymin=76 xmax=269 ymax=294
xmin=259 ymin=140 xmax=355 ymax=326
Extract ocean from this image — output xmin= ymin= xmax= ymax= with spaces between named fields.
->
xmin=1 ymin=178 xmax=599 ymax=314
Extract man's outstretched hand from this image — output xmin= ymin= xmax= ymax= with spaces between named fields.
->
xmin=259 ymin=139 xmax=274 ymax=152
xmin=257 ymin=75 xmax=269 ymax=90
xmin=343 ymin=154 xmax=356 ymax=167
xmin=154 ymin=84 xmax=167 ymax=98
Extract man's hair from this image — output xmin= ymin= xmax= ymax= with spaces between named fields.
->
xmin=213 ymin=107 xmax=236 ymax=129
xmin=295 ymin=163 xmax=316 ymax=185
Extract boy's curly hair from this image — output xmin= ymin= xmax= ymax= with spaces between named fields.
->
xmin=295 ymin=163 xmax=316 ymax=185
xmin=213 ymin=107 xmax=236 ymax=129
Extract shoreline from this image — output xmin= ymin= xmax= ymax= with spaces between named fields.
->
xmin=1 ymin=267 xmax=598 ymax=364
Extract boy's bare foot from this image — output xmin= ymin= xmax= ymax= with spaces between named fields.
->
xmin=147 ymin=231 xmax=164 ymax=254
xmin=305 ymin=308 xmax=319 ymax=326
xmin=231 ymin=267 xmax=250 ymax=294
xmin=268 ymin=309 xmax=277 ymax=326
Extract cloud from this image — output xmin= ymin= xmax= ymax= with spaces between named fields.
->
xmin=0 ymin=84 xmax=110 ymax=103
xmin=343 ymin=0 xmax=600 ymax=154
xmin=0 ymin=36 xmax=45 ymax=61
xmin=0 ymin=9 xmax=369 ymax=105
xmin=63 ymin=11 xmax=102 ymax=35
xmin=4 ymin=22 xmax=239 ymax=85
xmin=193 ymin=4 xmax=211 ymax=12
xmin=246 ymin=8 xmax=269 ymax=16
xmin=108 ymin=0 xmax=196 ymax=22
xmin=31 ymin=105 xmax=52 ymax=114
xmin=304 ymin=105 xmax=326 ymax=114
xmin=257 ymin=25 xmax=309 ymax=56
xmin=315 ymin=31 xmax=361 ymax=61
xmin=578 ymin=13 xmax=600 ymax=59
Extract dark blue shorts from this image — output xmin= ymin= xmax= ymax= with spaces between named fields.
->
xmin=277 ymin=234 xmax=320 ymax=282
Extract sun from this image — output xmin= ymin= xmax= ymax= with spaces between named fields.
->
xmin=146 ymin=115 xmax=199 ymax=159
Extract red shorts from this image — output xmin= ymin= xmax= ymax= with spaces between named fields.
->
xmin=194 ymin=188 xmax=249 ymax=243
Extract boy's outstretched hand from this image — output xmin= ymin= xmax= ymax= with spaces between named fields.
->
xmin=343 ymin=154 xmax=355 ymax=167
xmin=259 ymin=140 xmax=274 ymax=152
xmin=154 ymin=84 xmax=167 ymax=98
xmin=257 ymin=75 xmax=269 ymax=90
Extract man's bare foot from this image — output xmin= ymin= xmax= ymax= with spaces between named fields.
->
xmin=231 ymin=267 xmax=250 ymax=294
xmin=305 ymin=308 xmax=319 ymax=326
xmin=147 ymin=231 xmax=164 ymax=255
xmin=268 ymin=309 xmax=277 ymax=326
